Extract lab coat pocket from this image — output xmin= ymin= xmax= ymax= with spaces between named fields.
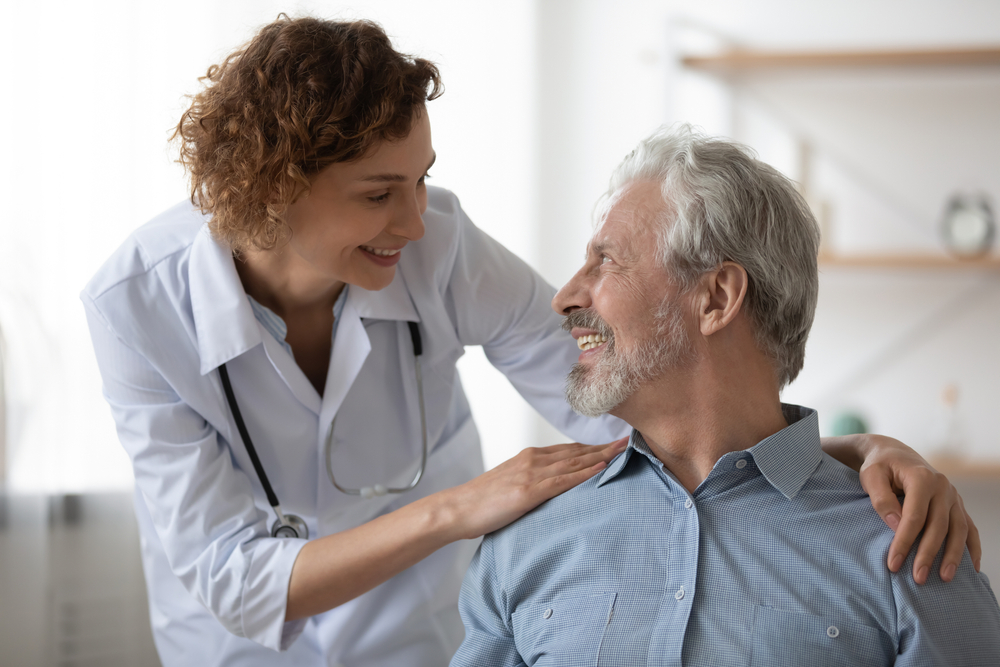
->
xmin=511 ymin=593 xmax=617 ymax=667
xmin=750 ymin=606 xmax=894 ymax=667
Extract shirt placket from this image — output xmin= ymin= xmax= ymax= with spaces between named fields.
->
xmin=647 ymin=473 xmax=700 ymax=667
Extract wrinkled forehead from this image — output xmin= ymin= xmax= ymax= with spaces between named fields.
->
xmin=591 ymin=180 xmax=667 ymax=257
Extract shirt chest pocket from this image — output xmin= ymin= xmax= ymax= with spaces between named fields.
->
xmin=750 ymin=606 xmax=895 ymax=667
xmin=511 ymin=593 xmax=617 ymax=667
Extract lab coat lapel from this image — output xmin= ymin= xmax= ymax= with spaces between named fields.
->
xmin=315 ymin=273 xmax=421 ymax=535
xmin=320 ymin=299 xmax=370 ymax=428
xmin=259 ymin=330 xmax=323 ymax=415
xmin=318 ymin=275 xmax=419 ymax=426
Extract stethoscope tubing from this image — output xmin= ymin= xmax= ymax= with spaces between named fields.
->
xmin=220 ymin=320 xmax=428 ymax=538
xmin=218 ymin=363 xmax=281 ymax=510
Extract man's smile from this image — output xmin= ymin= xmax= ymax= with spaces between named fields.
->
xmin=576 ymin=333 xmax=608 ymax=351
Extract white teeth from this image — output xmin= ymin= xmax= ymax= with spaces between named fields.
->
xmin=576 ymin=333 xmax=608 ymax=350
xmin=361 ymin=245 xmax=400 ymax=257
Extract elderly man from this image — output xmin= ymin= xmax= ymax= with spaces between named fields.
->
xmin=451 ymin=127 xmax=1000 ymax=666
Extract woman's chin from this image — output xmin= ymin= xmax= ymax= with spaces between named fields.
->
xmin=352 ymin=266 xmax=398 ymax=292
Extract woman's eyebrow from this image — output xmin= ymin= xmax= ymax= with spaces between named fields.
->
xmin=358 ymin=153 xmax=437 ymax=183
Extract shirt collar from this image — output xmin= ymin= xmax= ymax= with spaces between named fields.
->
xmin=596 ymin=404 xmax=822 ymax=500
xmin=188 ymin=226 xmax=421 ymax=375
xmin=188 ymin=226 xmax=262 ymax=375
xmin=749 ymin=404 xmax=822 ymax=499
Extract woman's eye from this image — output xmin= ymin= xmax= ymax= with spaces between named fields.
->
xmin=369 ymin=192 xmax=391 ymax=204
xmin=418 ymin=172 xmax=431 ymax=185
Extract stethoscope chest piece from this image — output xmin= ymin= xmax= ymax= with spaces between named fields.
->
xmin=271 ymin=514 xmax=309 ymax=539
xmin=218 ymin=319 xmax=427 ymax=543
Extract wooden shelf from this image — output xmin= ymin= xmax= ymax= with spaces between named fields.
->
xmin=818 ymin=253 xmax=1000 ymax=271
xmin=931 ymin=456 xmax=1000 ymax=479
xmin=682 ymin=47 xmax=1000 ymax=73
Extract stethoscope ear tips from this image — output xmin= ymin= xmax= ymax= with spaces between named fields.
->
xmin=360 ymin=484 xmax=389 ymax=499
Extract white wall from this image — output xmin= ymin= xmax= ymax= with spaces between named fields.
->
xmin=0 ymin=0 xmax=538 ymax=489
xmin=530 ymin=0 xmax=1000 ymax=461
xmin=2 ymin=0 xmax=998 ymax=491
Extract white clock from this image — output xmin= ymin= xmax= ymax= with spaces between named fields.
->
xmin=941 ymin=194 xmax=995 ymax=258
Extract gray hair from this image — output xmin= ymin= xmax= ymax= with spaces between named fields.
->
xmin=603 ymin=124 xmax=820 ymax=388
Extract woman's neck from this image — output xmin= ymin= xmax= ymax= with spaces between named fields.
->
xmin=235 ymin=247 xmax=346 ymax=320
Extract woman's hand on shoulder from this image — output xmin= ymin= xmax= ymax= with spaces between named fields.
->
xmin=853 ymin=434 xmax=981 ymax=584
xmin=436 ymin=438 xmax=629 ymax=542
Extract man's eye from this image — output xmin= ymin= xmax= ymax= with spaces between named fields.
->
xmin=600 ymin=255 xmax=613 ymax=265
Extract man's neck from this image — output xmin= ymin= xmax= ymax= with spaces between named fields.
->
xmin=614 ymin=354 xmax=788 ymax=494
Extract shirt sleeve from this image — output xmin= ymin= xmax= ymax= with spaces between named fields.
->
xmin=893 ymin=546 xmax=1000 ymax=666
xmin=82 ymin=298 xmax=308 ymax=652
xmin=451 ymin=538 xmax=526 ymax=667
xmin=443 ymin=201 xmax=629 ymax=445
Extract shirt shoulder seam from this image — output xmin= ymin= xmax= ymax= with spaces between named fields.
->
xmin=86 ymin=236 xmax=193 ymax=303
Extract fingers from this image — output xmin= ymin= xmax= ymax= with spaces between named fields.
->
xmin=840 ymin=434 xmax=981 ymax=584
xmin=907 ymin=493 xmax=952 ymax=585
xmin=532 ymin=438 xmax=628 ymax=469
xmin=450 ymin=439 xmax=627 ymax=540
xmin=967 ymin=507 xmax=983 ymax=573
xmin=938 ymin=500 xmax=971 ymax=582
xmin=858 ymin=463 xmax=904 ymax=536
xmin=512 ymin=439 xmax=628 ymax=500
xmin=538 ymin=460 xmax=614 ymax=497
xmin=537 ymin=438 xmax=628 ymax=457
xmin=884 ymin=474 xmax=932 ymax=576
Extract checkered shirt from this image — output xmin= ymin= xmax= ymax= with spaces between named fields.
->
xmin=451 ymin=405 xmax=1000 ymax=667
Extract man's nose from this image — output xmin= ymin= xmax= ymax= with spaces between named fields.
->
xmin=552 ymin=267 xmax=591 ymax=315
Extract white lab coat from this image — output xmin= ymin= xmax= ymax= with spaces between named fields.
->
xmin=82 ymin=187 xmax=627 ymax=666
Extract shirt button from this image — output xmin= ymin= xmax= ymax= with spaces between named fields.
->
xmin=735 ymin=459 xmax=748 ymax=469
xmin=827 ymin=625 xmax=839 ymax=638
xmin=674 ymin=587 xmax=685 ymax=600
xmin=684 ymin=498 xmax=693 ymax=509
xmin=543 ymin=608 xmax=553 ymax=619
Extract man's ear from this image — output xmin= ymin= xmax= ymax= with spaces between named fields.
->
xmin=696 ymin=262 xmax=748 ymax=337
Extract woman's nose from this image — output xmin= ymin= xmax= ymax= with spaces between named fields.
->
xmin=393 ymin=194 xmax=426 ymax=241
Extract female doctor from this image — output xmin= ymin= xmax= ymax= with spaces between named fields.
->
xmin=83 ymin=15 xmax=979 ymax=667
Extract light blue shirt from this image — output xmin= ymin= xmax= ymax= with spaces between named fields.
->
xmin=453 ymin=405 xmax=1000 ymax=667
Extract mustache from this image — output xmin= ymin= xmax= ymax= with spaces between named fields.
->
xmin=561 ymin=309 xmax=614 ymax=339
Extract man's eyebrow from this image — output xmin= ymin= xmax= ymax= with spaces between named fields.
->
xmin=357 ymin=153 xmax=437 ymax=183
xmin=588 ymin=240 xmax=613 ymax=258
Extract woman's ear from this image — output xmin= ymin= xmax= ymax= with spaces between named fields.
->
xmin=698 ymin=262 xmax=748 ymax=337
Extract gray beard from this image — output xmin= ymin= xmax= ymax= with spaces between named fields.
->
xmin=563 ymin=300 xmax=691 ymax=418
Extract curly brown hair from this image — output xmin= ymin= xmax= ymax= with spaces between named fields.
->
xmin=173 ymin=15 xmax=443 ymax=252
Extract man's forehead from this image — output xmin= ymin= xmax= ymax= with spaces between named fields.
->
xmin=590 ymin=181 xmax=666 ymax=254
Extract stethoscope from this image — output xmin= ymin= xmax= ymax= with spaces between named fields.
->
xmin=219 ymin=321 xmax=428 ymax=540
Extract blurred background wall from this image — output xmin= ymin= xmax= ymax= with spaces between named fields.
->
xmin=1 ymin=0 xmax=998 ymax=488
xmin=1 ymin=0 xmax=998 ymax=663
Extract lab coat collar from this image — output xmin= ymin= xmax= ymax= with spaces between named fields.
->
xmin=188 ymin=226 xmax=262 ymax=375
xmin=188 ymin=226 xmax=421 ymax=375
